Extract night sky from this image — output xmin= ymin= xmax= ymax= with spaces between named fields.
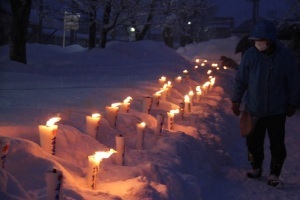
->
xmin=214 ymin=0 xmax=291 ymax=27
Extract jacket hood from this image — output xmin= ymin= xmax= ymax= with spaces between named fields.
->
xmin=249 ymin=20 xmax=277 ymax=41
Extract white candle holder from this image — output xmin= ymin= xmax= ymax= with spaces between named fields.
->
xmin=136 ymin=122 xmax=146 ymax=150
xmin=142 ymin=96 xmax=153 ymax=114
xmin=0 ymin=137 xmax=10 ymax=169
xmin=115 ymin=135 xmax=125 ymax=165
xmin=152 ymin=92 xmax=161 ymax=107
xmin=38 ymin=117 xmax=60 ymax=155
xmin=45 ymin=169 xmax=63 ymax=200
xmin=155 ymin=114 xmax=164 ymax=137
xmin=105 ymin=105 xmax=119 ymax=128
xmin=86 ymin=114 xmax=101 ymax=139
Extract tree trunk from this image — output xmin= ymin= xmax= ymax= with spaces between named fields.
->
xmin=162 ymin=27 xmax=173 ymax=48
xmin=88 ymin=2 xmax=97 ymax=49
xmin=9 ymin=0 xmax=32 ymax=64
xmin=100 ymin=2 xmax=111 ymax=48
xmin=136 ymin=0 xmax=157 ymax=41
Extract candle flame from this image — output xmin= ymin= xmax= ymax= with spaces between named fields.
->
xmin=163 ymin=84 xmax=168 ymax=89
xmin=156 ymin=90 xmax=164 ymax=95
xmin=201 ymin=63 xmax=205 ymax=66
xmin=204 ymin=60 xmax=207 ymax=62
xmin=92 ymin=113 xmax=101 ymax=118
xmin=196 ymin=86 xmax=202 ymax=93
xmin=223 ymin=66 xmax=227 ymax=69
xmin=93 ymin=149 xmax=117 ymax=163
xmin=167 ymin=81 xmax=172 ymax=86
xmin=111 ymin=103 xmax=121 ymax=107
xmin=203 ymin=82 xmax=210 ymax=88
xmin=184 ymin=95 xmax=190 ymax=102
xmin=176 ymin=76 xmax=182 ymax=80
xmin=188 ymin=90 xmax=194 ymax=96
xmin=46 ymin=117 xmax=61 ymax=127
xmin=159 ymin=76 xmax=166 ymax=81
xmin=170 ymin=109 xmax=179 ymax=114
xmin=194 ymin=65 xmax=198 ymax=69
xmin=195 ymin=59 xmax=199 ymax=63
xmin=123 ymin=96 xmax=133 ymax=103
xmin=207 ymin=70 xmax=212 ymax=75
xmin=140 ymin=122 xmax=146 ymax=126
xmin=183 ymin=70 xmax=188 ymax=73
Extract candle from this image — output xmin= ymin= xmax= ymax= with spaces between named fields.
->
xmin=105 ymin=103 xmax=119 ymax=128
xmin=87 ymin=149 xmax=116 ymax=189
xmin=196 ymin=86 xmax=202 ymax=103
xmin=202 ymin=82 xmax=210 ymax=94
xmin=167 ymin=109 xmax=179 ymax=130
xmin=166 ymin=81 xmax=172 ymax=96
xmin=119 ymin=96 xmax=132 ymax=113
xmin=182 ymin=70 xmax=189 ymax=81
xmin=38 ymin=117 xmax=61 ymax=155
xmin=0 ymin=137 xmax=10 ymax=169
xmin=159 ymin=76 xmax=167 ymax=85
xmin=45 ymin=169 xmax=63 ymax=199
xmin=142 ymin=96 xmax=153 ymax=114
xmin=136 ymin=122 xmax=146 ymax=150
xmin=155 ymin=114 xmax=164 ymax=137
xmin=188 ymin=90 xmax=194 ymax=106
xmin=86 ymin=113 xmax=101 ymax=139
xmin=152 ymin=92 xmax=161 ymax=107
xmin=209 ymin=77 xmax=215 ymax=90
xmin=115 ymin=135 xmax=125 ymax=165
xmin=175 ymin=76 xmax=182 ymax=83
xmin=184 ymin=95 xmax=191 ymax=114
xmin=179 ymin=102 xmax=184 ymax=119
xmin=159 ymin=85 xmax=168 ymax=100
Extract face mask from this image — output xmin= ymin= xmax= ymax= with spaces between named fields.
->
xmin=255 ymin=41 xmax=269 ymax=51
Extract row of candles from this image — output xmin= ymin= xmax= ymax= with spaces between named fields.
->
xmin=1 ymin=58 xmax=222 ymax=196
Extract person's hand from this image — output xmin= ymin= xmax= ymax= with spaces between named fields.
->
xmin=286 ymin=106 xmax=296 ymax=117
xmin=231 ymin=102 xmax=241 ymax=116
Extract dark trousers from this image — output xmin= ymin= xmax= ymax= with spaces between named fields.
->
xmin=246 ymin=114 xmax=287 ymax=176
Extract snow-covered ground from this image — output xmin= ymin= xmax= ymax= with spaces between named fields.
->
xmin=0 ymin=37 xmax=299 ymax=200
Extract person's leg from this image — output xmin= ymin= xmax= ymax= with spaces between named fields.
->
xmin=246 ymin=117 xmax=267 ymax=177
xmin=267 ymin=114 xmax=287 ymax=177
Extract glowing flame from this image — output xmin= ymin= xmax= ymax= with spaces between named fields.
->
xmin=204 ymin=60 xmax=207 ymax=62
xmin=156 ymin=90 xmax=164 ymax=95
xmin=159 ymin=76 xmax=166 ymax=82
xmin=111 ymin=103 xmax=121 ymax=107
xmin=93 ymin=149 xmax=117 ymax=163
xmin=163 ymin=84 xmax=168 ymax=89
xmin=123 ymin=96 xmax=133 ymax=103
xmin=201 ymin=63 xmax=205 ymax=66
xmin=196 ymin=86 xmax=202 ymax=94
xmin=189 ymin=90 xmax=194 ymax=96
xmin=46 ymin=117 xmax=61 ymax=127
xmin=140 ymin=122 xmax=146 ymax=127
xmin=183 ymin=70 xmax=188 ymax=73
xmin=211 ymin=63 xmax=218 ymax=67
xmin=176 ymin=76 xmax=182 ymax=80
xmin=184 ymin=95 xmax=190 ymax=102
xmin=207 ymin=70 xmax=212 ymax=75
xmin=167 ymin=81 xmax=172 ymax=86
xmin=170 ymin=109 xmax=179 ymax=114
xmin=195 ymin=59 xmax=200 ymax=63
xmin=194 ymin=65 xmax=198 ymax=69
xmin=203 ymin=82 xmax=210 ymax=88
xmin=223 ymin=66 xmax=228 ymax=69
xmin=92 ymin=113 xmax=101 ymax=118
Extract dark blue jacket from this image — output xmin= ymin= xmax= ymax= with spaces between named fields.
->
xmin=232 ymin=43 xmax=300 ymax=117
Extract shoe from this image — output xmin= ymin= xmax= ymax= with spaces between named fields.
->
xmin=247 ymin=168 xmax=262 ymax=178
xmin=267 ymin=175 xmax=283 ymax=188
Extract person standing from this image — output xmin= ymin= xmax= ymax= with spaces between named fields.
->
xmin=231 ymin=19 xmax=300 ymax=187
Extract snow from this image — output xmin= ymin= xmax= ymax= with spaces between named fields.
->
xmin=0 ymin=37 xmax=300 ymax=200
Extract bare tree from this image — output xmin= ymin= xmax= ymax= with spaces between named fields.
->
xmin=9 ymin=0 xmax=32 ymax=64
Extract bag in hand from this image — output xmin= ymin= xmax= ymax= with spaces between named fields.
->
xmin=240 ymin=111 xmax=258 ymax=137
